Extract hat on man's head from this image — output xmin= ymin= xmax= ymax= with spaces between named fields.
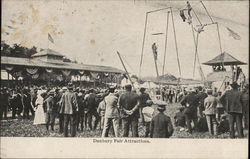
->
xmin=109 ymin=85 xmax=116 ymax=92
xmin=139 ymin=87 xmax=146 ymax=92
xmin=154 ymin=100 xmax=167 ymax=111
xmin=49 ymin=90 xmax=55 ymax=95
xmin=206 ymin=89 xmax=213 ymax=95
xmin=125 ymin=84 xmax=132 ymax=90
xmin=62 ymin=86 xmax=68 ymax=90
xmin=68 ymin=83 xmax=73 ymax=89
xmin=230 ymin=82 xmax=239 ymax=89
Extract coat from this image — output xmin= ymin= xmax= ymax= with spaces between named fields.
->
xmin=150 ymin=112 xmax=174 ymax=138
xmin=103 ymin=93 xmax=119 ymax=118
xmin=220 ymin=89 xmax=243 ymax=114
xmin=118 ymin=91 xmax=140 ymax=118
xmin=44 ymin=96 xmax=56 ymax=113
xmin=180 ymin=92 xmax=199 ymax=115
xmin=204 ymin=95 xmax=218 ymax=115
xmin=59 ymin=91 xmax=78 ymax=115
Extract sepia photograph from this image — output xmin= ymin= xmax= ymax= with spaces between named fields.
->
xmin=1 ymin=0 xmax=249 ymax=158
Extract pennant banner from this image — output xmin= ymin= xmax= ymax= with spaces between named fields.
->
xmin=62 ymin=70 xmax=71 ymax=76
xmin=79 ymin=70 xmax=85 ymax=75
xmin=5 ymin=66 xmax=14 ymax=71
xmin=90 ymin=72 xmax=99 ymax=79
xmin=48 ymin=33 xmax=54 ymax=43
xmin=26 ymin=68 xmax=38 ymax=75
xmin=31 ymin=73 xmax=39 ymax=79
xmin=45 ymin=68 xmax=53 ymax=73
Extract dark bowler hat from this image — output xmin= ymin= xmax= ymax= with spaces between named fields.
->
xmin=139 ymin=87 xmax=146 ymax=92
xmin=109 ymin=86 xmax=115 ymax=92
xmin=125 ymin=84 xmax=132 ymax=90
xmin=230 ymin=82 xmax=239 ymax=89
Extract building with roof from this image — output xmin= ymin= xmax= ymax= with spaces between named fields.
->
xmin=1 ymin=49 xmax=125 ymax=87
xmin=203 ymin=52 xmax=247 ymax=91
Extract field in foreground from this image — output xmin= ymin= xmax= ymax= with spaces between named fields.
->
xmin=0 ymin=103 xmax=248 ymax=138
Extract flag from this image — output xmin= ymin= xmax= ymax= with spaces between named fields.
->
xmin=152 ymin=43 xmax=158 ymax=60
xmin=7 ymin=25 xmax=16 ymax=29
xmin=48 ymin=33 xmax=54 ymax=43
xmin=226 ymin=27 xmax=241 ymax=40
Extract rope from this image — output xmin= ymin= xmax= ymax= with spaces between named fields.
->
xmin=170 ymin=7 xmax=182 ymax=78
xmin=216 ymin=22 xmax=224 ymax=65
xmin=200 ymin=1 xmax=214 ymax=23
xmin=192 ymin=9 xmax=202 ymax=26
xmin=138 ymin=13 xmax=149 ymax=79
xmin=162 ymin=11 xmax=170 ymax=76
xmin=191 ymin=24 xmax=199 ymax=78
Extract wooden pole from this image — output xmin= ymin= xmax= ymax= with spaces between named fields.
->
xmin=117 ymin=51 xmax=135 ymax=90
xmin=162 ymin=11 xmax=170 ymax=76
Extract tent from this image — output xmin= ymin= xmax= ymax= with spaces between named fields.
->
xmin=141 ymin=81 xmax=159 ymax=88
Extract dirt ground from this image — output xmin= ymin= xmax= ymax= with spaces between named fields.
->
xmin=0 ymin=103 xmax=248 ymax=138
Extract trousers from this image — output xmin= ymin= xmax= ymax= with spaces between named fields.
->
xmin=228 ymin=112 xmax=244 ymax=138
xmin=184 ymin=113 xmax=198 ymax=133
xmin=205 ymin=115 xmax=217 ymax=135
xmin=63 ymin=114 xmax=76 ymax=137
xmin=122 ymin=116 xmax=139 ymax=137
xmin=102 ymin=118 xmax=119 ymax=137
xmin=86 ymin=110 xmax=100 ymax=130
xmin=45 ymin=112 xmax=56 ymax=131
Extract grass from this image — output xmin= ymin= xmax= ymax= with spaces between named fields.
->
xmin=0 ymin=103 xmax=248 ymax=138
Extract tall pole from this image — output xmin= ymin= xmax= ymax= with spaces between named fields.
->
xmin=162 ymin=11 xmax=170 ymax=76
xmin=117 ymin=51 xmax=135 ymax=90
xmin=152 ymin=43 xmax=161 ymax=100
xmin=170 ymin=7 xmax=182 ymax=78
xmin=139 ymin=13 xmax=148 ymax=79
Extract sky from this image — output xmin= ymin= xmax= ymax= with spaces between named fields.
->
xmin=2 ymin=0 xmax=249 ymax=79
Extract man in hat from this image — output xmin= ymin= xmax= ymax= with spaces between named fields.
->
xmin=150 ymin=102 xmax=174 ymax=138
xmin=22 ymin=88 xmax=34 ymax=119
xmin=220 ymin=82 xmax=244 ymax=138
xmin=241 ymin=84 xmax=249 ymax=129
xmin=57 ymin=88 xmax=66 ymax=133
xmin=196 ymin=86 xmax=207 ymax=118
xmin=138 ymin=87 xmax=151 ymax=125
xmin=118 ymin=84 xmax=140 ymax=137
xmin=59 ymin=83 xmax=78 ymax=137
xmin=102 ymin=86 xmax=120 ymax=137
xmin=204 ymin=89 xmax=218 ymax=136
xmin=85 ymin=88 xmax=100 ymax=130
xmin=44 ymin=90 xmax=56 ymax=131
xmin=180 ymin=87 xmax=199 ymax=133
xmin=174 ymin=106 xmax=186 ymax=129
xmin=0 ymin=87 xmax=10 ymax=120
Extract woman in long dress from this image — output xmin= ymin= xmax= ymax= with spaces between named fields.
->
xmin=33 ymin=91 xmax=46 ymax=125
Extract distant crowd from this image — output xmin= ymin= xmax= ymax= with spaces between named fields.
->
xmin=0 ymin=82 xmax=248 ymax=138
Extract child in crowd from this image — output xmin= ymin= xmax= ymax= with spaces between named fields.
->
xmin=174 ymin=107 xmax=186 ymax=131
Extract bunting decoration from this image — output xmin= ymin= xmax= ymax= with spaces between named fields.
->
xmin=31 ymin=73 xmax=39 ymax=79
xmin=26 ymin=68 xmax=38 ymax=75
xmin=90 ymin=72 xmax=99 ymax=79
xmin=61 ymin=70 xmax=71 ymax=76
xmin=79 ymin=70 xmax=85 ymax=75
xmin=45 ymin=68 xmax=53 ymax=73
xmin=5 ymin=66 xmax=14 ymax=71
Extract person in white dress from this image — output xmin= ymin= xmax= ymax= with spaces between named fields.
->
xmin=33 ymin=91 xmax=47 ymax=125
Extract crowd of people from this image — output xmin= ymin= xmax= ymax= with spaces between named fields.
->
xmin=0 ymin=82 xmax=248 ymax=138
